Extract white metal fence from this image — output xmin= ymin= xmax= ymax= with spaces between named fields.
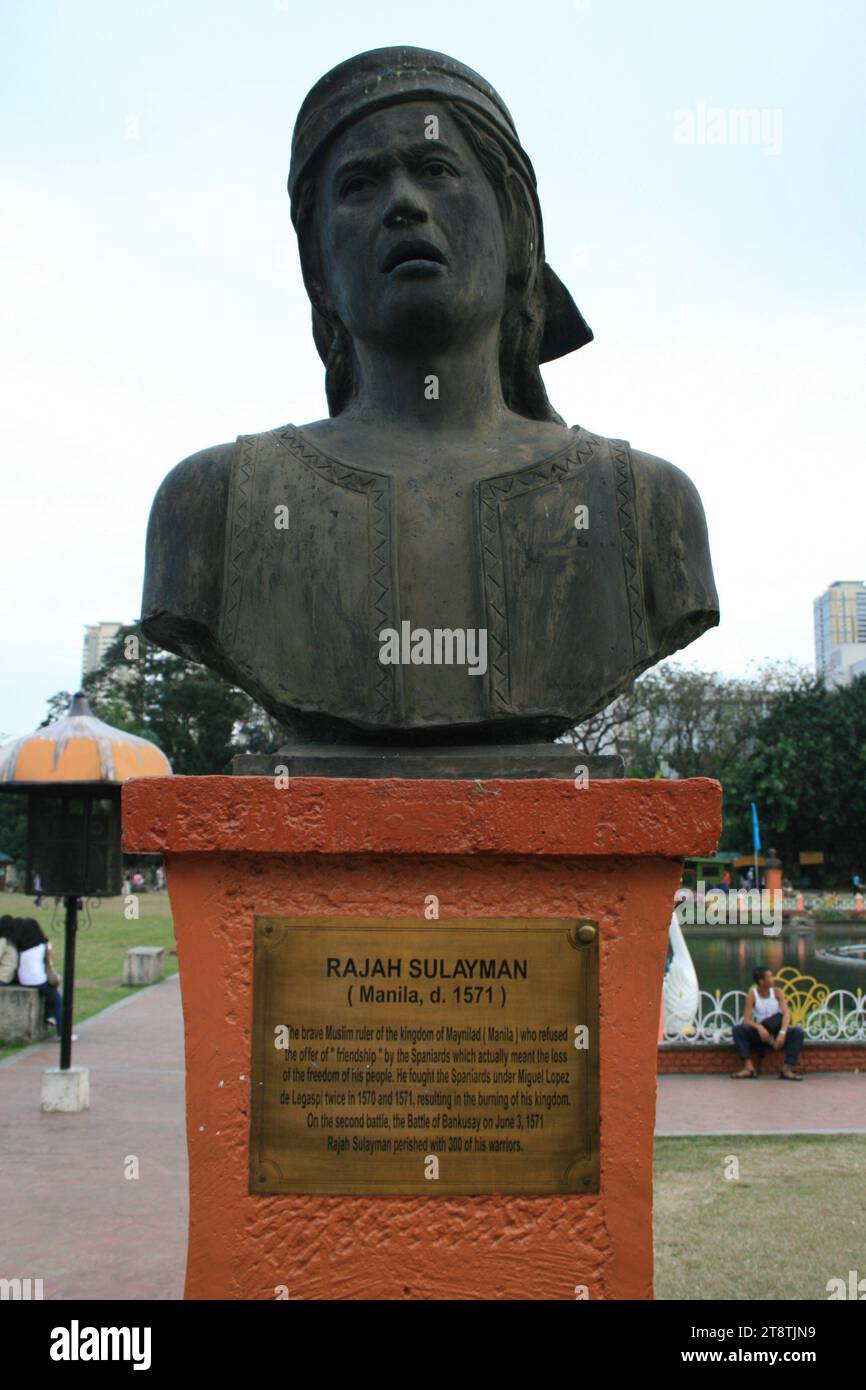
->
xmin=661 ymin=988 xmax=866 ymax=1045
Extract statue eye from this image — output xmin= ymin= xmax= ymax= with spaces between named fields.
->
xmin=340 ymin=174 xmax=374 ymax=197
xmin=421 ymin=160 xmax=456 ymax=179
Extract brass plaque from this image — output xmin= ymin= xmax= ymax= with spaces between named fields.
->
xmin=249 ymin=917 xmax=599 ymax=1195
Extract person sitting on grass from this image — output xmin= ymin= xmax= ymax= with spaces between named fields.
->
xmin=731 ymin=966 xmax=804 ymax=1080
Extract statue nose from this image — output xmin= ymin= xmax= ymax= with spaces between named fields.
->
xmin=383 ymin=188 xmax=428 ymax=229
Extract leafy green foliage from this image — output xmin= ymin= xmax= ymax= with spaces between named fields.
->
xmin=570 ymin=663 xmax=866 ymax=879
xmin=724 ymin=674 xmax=866 ymax=877
xmin=43 ymin=626 xmax=290 ymax=775
xmin=40 ymin=690 xmax=73 ymax=726
xmin=0 ymin=794 xmax=27 ymax=861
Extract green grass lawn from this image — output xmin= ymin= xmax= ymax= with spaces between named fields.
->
xmin=654 ymin=1134 xmax=866 ymax=1300
xmin=0 ymin=890 xmax=177 ymax=1062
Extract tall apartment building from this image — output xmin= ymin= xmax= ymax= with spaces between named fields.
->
xmin=814 ymin=582 xmax=866 ymax=686
xmin=81 ymin=621 xmax=123 ymax=679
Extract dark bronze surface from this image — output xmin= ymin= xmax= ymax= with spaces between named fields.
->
xmin=233 ymin=744 xmax=622 ymax=779
xmin=142 ymin=47 xmax=718 ymax=749
xmin=250 ymin=916 xmax=599 ymax=1195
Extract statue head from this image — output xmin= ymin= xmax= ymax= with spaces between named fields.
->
xmin=288 ymin=47 xmax=592 ymax=420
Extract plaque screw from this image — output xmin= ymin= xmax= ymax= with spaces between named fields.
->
xmin=577 ymin=924 xmax=596 ymax=943
xmin=259 ymin=1175 xmax=267 ymax=1183
xmin=265 ymin=925 xmax=273 ymax=935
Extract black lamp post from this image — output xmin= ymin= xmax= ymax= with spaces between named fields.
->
xmin=26 ymin=783 xmax=122 ymax=1067
xmin=0 ymin=692 xmax=170 ymax=1071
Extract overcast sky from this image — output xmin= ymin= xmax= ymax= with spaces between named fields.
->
xmin=1 ymin=0 xmax=864 ymax=738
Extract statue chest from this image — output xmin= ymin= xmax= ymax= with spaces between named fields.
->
xmin=393 ymin=476 xmax=478 ymax=619
xmin=217 ymin=425 xmax=648 ymax=732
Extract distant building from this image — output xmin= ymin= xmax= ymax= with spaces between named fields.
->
xmin=845 ymin=652 xmax=866 ymax=683
xmin=82 ymin=621 xmax=123 ymax=679
xmin=814 ymin=581 xmax=866 ymax=686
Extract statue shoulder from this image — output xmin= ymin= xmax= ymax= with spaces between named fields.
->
xmin=140 ymin=441 xmax=235 ymax=660
xmin=629 ymin=445 xmax=720 ymax=657
xmin=147 ymin=441 xmax=235 ymax=537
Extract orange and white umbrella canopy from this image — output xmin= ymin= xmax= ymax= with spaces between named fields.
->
xmin=0 ymin=692 xmax=171 ymax=784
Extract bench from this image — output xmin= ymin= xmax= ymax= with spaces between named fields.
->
xmin=122 ymin=946 xmax=165 ymax=986
xmin=0 ymin=986 xmax=47 ymax=1043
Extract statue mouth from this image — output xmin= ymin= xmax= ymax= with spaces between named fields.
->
xmin=380 ymin=239 xmax=448 ymax=274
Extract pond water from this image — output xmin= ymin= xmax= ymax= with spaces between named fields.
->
xmin=682 ymin=925 xmax=866 ymax=997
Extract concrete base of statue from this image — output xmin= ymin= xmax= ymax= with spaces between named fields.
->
xmin=123 ymin=774 xmax=720 ymax=1301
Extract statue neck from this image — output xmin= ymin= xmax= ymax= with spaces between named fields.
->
xmin=346 ymin=332 xmax=508 ymax=432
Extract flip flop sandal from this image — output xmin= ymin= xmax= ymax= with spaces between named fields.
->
xmin=778 ymin=1071 xmax=804 ymax=1081
xmin=731 ymin=1069 xmax=758 ymax=1078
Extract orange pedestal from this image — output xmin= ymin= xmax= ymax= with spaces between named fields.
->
xmin=123 ymin=776 xmax=720 ymax=1301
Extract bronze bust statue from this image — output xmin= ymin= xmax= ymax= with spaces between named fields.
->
xmin=141 ymin=47 xmax=718 ymax=749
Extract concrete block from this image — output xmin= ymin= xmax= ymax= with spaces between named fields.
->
xmin=0 ymin=986 xmax=46 ymax=1042
xmin=123 ymin=946 xmax=165 ymax=986
xmin=41 ymin=1066 xmax=90 ymax=1112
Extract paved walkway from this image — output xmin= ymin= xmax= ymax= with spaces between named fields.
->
xmin=656 ymin=1071 xmax=866 ymax=1135
xmin=0 ymin=976 xmax=187 ymax=1300
xmin=2 ymin=977 xmax=864 ymax=1299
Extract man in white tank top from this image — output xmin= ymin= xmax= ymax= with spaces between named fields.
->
xmin=731 ymin=967 xmax=804 ymax=1079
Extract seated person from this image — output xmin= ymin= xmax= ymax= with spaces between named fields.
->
xmin=731 ymin=967 xmax=804 ymax=1079
xmin=0 ymin=915 xmax=18 ymax=985
xmin=15 ymin=917 xmax=63 ymax=1031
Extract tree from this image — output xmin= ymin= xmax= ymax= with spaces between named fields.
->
xmin=568 ymin=659 xmax=866 ymax=879
xmin=44 ymin=626 xmax=292 ymax=774
xmin=724 ymin=674 xmax=866 ymax=879
xmin=569 ymin=663 xmax=772 ymax=781
xmin=0 ymin=795 xmax=27 ymax=864
xmin=40 ymin=690 xmax=73 ymax=726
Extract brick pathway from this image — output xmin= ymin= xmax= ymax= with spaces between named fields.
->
xmin=0 ymin=976 xmax=187 ymax=1300
xmin=656 ymin=1070 xmax=866 ymax=1135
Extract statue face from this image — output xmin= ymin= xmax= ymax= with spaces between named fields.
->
xmin=316 ymin=101 xmax=509 ymax=354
